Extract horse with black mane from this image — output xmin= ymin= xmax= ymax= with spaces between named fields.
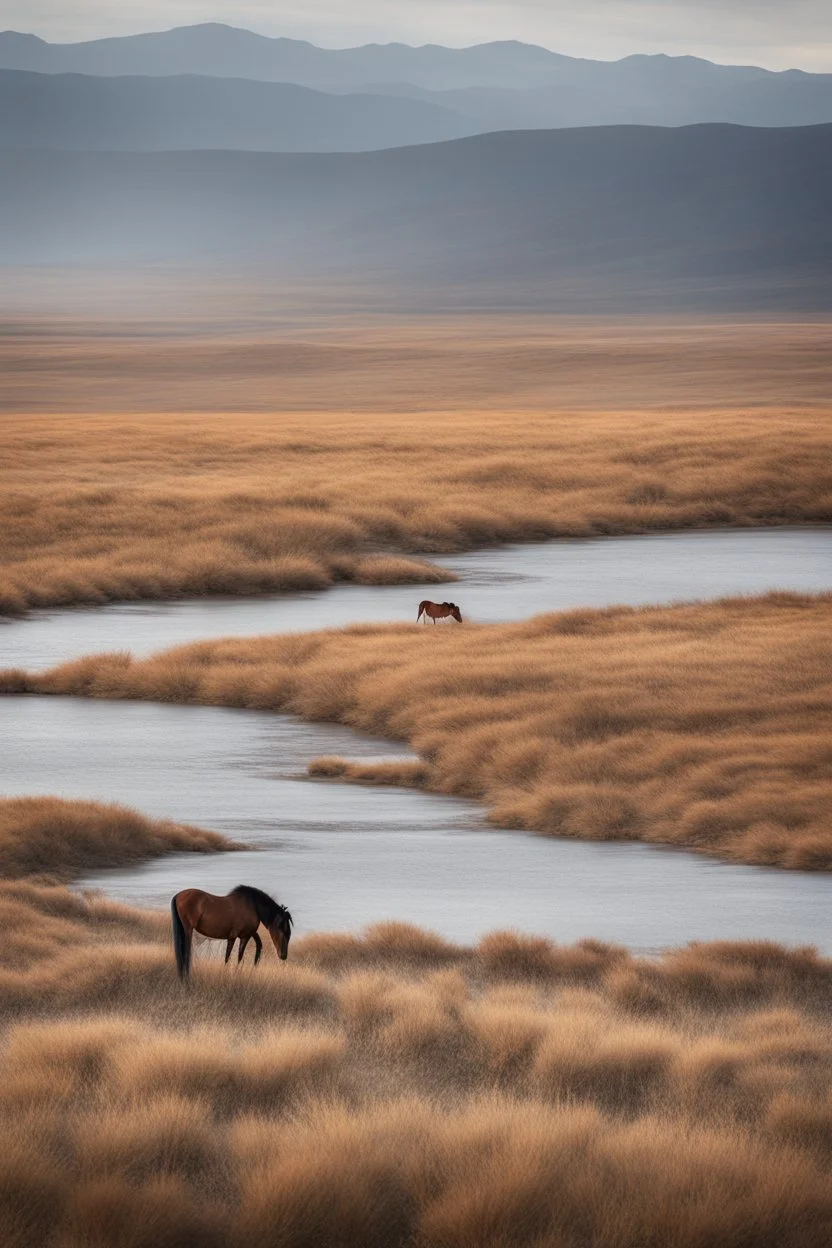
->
xmin=171 ymin=885 xmax=293 ymax=979
xmin=417 ymin=600 xmax=462 ymax=624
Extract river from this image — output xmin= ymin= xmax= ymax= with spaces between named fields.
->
xmin=1 ymin=527 xmax=830 ymax=950
xmin=2 ymin=527 xmax=828 ymax=672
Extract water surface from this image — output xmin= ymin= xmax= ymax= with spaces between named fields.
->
xmin=3 ymin=696 xmax=830 ymax=952
xmin=2 ymin=527 xmax=829 ymax=671
xmin=3 ymin=526 xmax=830 ymax=952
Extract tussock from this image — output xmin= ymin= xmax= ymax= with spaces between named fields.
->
xmin=308 ymin=756 xmax=431 ymax=787
xmin=0 ymin=795 xmax=235 ymax=880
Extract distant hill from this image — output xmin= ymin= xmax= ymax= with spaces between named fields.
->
xmin=0 ymin=26 xmax=574 ymax=90
xmin=367 ymin=61 xmax=832 ymax=129
xmin=3 ymin=125 xmax=830 ymax=311
xmin=1 ymin=24 xmax=831 ymax=127
xmin=0 ymin=69 xmax=478 ymax=152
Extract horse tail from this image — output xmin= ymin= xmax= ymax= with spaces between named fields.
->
xmin=171 ymin=894 xmax=191 ymax=980
xmin=417 ymin=601 xmax=426 ymax=622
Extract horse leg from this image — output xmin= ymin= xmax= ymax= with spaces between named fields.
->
xmin=252 ymin=932 xmax=263 ymax=967
xmin=224 ymin=937 xmax=235 ymax=965
xmin=237 ymin=934 xmax=251 ymax=965
xmin=181 ymin=923 xmax=193 ymax=980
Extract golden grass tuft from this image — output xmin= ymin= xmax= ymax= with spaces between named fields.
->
xmin=0 ymin=795 xmax=236 ymax=880
xmin=309 ymin=755 xmax=432 ymax=787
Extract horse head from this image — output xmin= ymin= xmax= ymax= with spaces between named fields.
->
xmin=448 ymin=603 xmax=462 ymax=623
xmin=269 ymin=907 xmax=293 ymax=960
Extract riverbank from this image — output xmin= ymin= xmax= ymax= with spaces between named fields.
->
xmin=5 ymin=591 xmax=831 ymax=872
xmin=1 ymin=797 xmax=831 ymax=1248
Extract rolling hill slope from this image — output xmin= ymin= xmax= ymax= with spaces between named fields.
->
xmin=0 ymin=68 xmax=478 ymax=152
xmin=3 ymin=124 xmax=830 ymax=310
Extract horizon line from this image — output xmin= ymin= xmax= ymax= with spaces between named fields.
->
xmin=1 ymin=21 xmax=822 ymax=78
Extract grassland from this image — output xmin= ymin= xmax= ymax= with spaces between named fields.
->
xmin=4 ymin=309 xmax=832 ymax=1242
xmin=2 ymin=796 xmax=832 ymax=1247
xmin=8 ymin=592 xmax=830 ymax=871
xmin=2 ymin=318 xmax=831 ymax=615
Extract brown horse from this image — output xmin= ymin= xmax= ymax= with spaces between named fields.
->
xmin=171 ymin=885 xmax=293 ymax=980
xmin=417 ymin=600 xmax=462 ymax=624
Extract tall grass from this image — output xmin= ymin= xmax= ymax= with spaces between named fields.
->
xmin=12 ymin=592 xmax=831 ymax=869
xmin=0 ymin=795 xmax=236 ymax=880
xmin=2 ymin=796 xmax=831 ymax=1245
xmin=2 ymin=319 xmax=831 ymax=614
xmin=2 ymin=923 xmax=831 ymax=1245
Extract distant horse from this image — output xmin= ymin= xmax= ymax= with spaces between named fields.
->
xmin=171 ymin=885 xmax=293 ymax=980
xmin=417 ymin=600 xmax=462 ymax=624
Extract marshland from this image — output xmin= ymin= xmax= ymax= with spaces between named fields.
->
xmin=2 ymin=310 xmax=831 ymax=1244
xmin=3 ymin=18 xmax=832 ymax=1238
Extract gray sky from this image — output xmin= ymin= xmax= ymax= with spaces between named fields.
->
xmin=2 ymin=1 xmax=831 ymax=72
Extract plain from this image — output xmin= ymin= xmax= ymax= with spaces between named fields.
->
xmin=2 ymin=317 xmax=831 ymax=616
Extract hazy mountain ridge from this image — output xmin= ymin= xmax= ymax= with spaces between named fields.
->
xmin=0 ymin=26 xmax=578 ymax=90
xmin=370 ymin=64 xmax=832 ymax=129
xmin=1 ymin=23 xmax=831 ymax=130
xmin=0 ymin=68 xmax=478 ymax=152
xmin=4 ymin=124 xmax=830 ymax=311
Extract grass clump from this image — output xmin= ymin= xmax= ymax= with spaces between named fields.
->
xmin=0 ymin=795 xmax=236 ymax=880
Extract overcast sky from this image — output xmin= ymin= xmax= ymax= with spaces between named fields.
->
xmin=3 ymin=1 xmax=831 ymax=72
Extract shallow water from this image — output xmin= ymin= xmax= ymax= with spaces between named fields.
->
xmin=2 ymin=527 xmax=829 ymax=672
xmin=3 ymin=527 xmax=830 ymax=951
xmin=3 ymin=696 xmax=830 ymax=952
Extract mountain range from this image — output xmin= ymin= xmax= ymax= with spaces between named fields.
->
xmin=4 ymin=124 xmax=830 ymax=310
xmin=1 ymin=24 xmax=831 ymax=140
xmin=3 ymin=24 xmax=830 ymax=314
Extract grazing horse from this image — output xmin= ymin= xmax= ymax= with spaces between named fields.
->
xmin=417 ymin=600 xmax=462 ymax=624
xmin=171 ymin=885 xmax=293 ymax=980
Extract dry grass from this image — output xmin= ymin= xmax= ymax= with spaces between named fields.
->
xmin=5 ymin=309 xmax=832 ymax=414
xmin=1 ymin=800 xmax=831 ymax=1246
xmin=12 ymin=592 xmax=831 ymax=870
xmin=2 ymin=921 xmax=832 ymax=1246
xmin=0 ymin=795 xmax=236 ymax=880
xmin=4 ymin=309 xmax=832 ymax=1241
xmin=2 ymin=318 xmax=831 ymax=615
